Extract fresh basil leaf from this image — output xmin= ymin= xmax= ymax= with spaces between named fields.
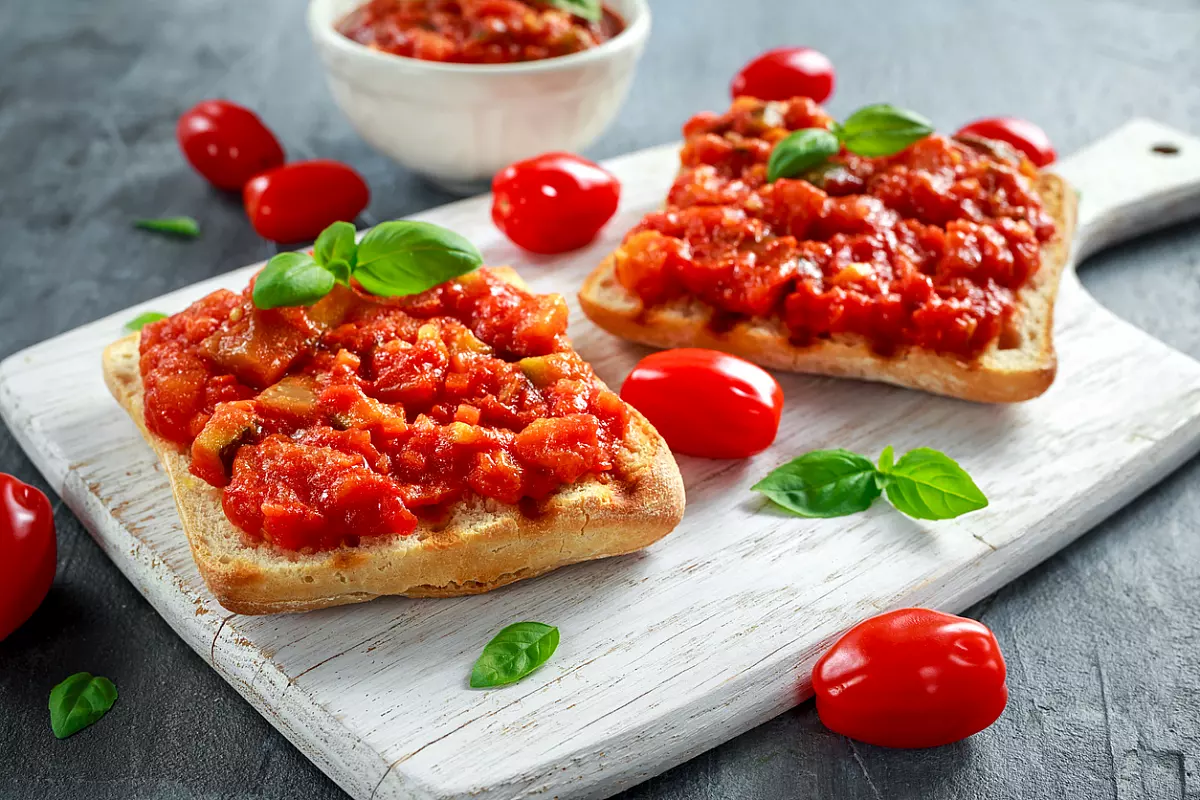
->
xmin=877 ymin=445 xmax=895 ymax=474
xmin=767 ymin=128 xmax=841 ymax=183
xmin=470 ymin=621 xmax=560 ymax=688
xmin=752 ymin=449 xmax=882 ymax=518
xmin=544 ymin=0 xmax=602 ymax=22
xmin=313 ymin=221 xmax=358 ymax=272
xmin=353 ymin=221 xmax=483 ymax=298
xmin=882 ymin=447 xmax=988 ymax=520
xmin=874 ymin=444 xmax=895 ymax=491
xmin=133 ymin=216 xmax=200 ymax=238
xmin=49 ymin=673 xmax=117 ymax=739
xmin=836 ymin=104 xmax=935 ymax=158
xmin=252 ymin=252 xmax=335 ymax=309
xmin=125 ymin=311 xmax=168 ymax=332
xmin=326 ymin=258 xmax=352 ymax=285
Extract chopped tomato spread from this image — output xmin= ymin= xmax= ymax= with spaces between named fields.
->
xmin=614 ymin=97 xmax=1058 ymax=359
xmin=336 ymin=0 xmax=625 ymax=64
xmin=139 ymin=270 xmax=628 ymax=551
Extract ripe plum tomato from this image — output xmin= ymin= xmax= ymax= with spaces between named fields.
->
xmin=730 ymin=47 xmax=835 ymax=103
xmin=176 ymin=100 xmax=285 ymax=191
xmin=620 ymin=349 xmax=783 ymax=459
xmin=492 ymin=152 xmax=620 ymax=254
xmin=812 ymin=608 xmax=1008 ymax=749
xmin=956 ymin=116 xmax=1056 ymax=167
xmin=243 ymin=160 xmax=370 ymax=243
xmin=0 ymin=474 xmax=56 ymax=642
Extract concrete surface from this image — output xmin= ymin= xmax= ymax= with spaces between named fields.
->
xmin=1 ymin=0 xmax=1199 ymax=797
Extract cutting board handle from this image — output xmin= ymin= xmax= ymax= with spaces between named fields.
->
xmin=1053 ymin=118 xmax=1200 ymax=263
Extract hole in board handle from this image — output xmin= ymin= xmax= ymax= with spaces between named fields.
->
xmin=1151 ymin=143 xmax=1181 ymax=156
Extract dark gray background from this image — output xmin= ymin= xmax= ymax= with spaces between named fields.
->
xmin=2 ymin=0 xmax=1199 ymax=798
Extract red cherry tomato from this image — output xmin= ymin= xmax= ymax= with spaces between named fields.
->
xmin=620 ymin=349 xmax=783 ymax=459
xmin=177 ymin=100 xmax=285 ymax=191
xmin=731 ymin=47 xmax=835 ymax=103
xmin=492 ymin=152 xmax=620 ymax=255
xmin=243 ymin=160 xmax=370 ymax=243
xmin=812 ymin=608 xmax=1008 ymax=748
xmin=0 ymin=474 xmax=56 ymax=642
xmin=956 ymin=116 xmax=1056 ymax=167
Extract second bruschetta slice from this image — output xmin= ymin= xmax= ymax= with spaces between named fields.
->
xmin=580 ymin=97 xmax=1077 ymax=403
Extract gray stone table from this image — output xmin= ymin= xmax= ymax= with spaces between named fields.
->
xmin=2 ymin=0 xmax=1199 ymax=798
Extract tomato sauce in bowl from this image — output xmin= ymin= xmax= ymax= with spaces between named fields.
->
xmin=336 ymin=0 xmax=626 ymax=64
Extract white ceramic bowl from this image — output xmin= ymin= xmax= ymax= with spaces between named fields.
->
xmin=307 ymin=0 xmax=650 ymax=194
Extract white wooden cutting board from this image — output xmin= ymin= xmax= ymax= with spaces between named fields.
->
xmin=3 ymin=119 xmax=1200 ymax=800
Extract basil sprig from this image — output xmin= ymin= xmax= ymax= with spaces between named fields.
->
xmin=766 ymin=129 xmax=840 ymax=183
xmin=49 ymin=673 xmax=118 ymax=739
xmin=835 ymin=104 xmax=936 ymax=158
xmin=751 ymin=449 xmax=881 ymax=517
xmin=252 ymin=220 xmax=484 ymax=310
xmin=880 ymin=446 xmax=989 ymax=519
xmin=767 ymin=103 xmax=935 ymax=183
xmin=134 ymin=216 xmax=201 ymax=238
xmin=753 ymin=446 xmax=987 ymax=521
xmin=470 ymin=621 xmax=560 ymax=688
xmin=125 ymin=311 xmax=168 ymax=331
xmin=544 ymin=0 xmax=601 ymax=22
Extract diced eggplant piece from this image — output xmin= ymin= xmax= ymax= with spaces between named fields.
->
xmin=954 ymin=134 xmax=1024 ymax=166
xmin=190 ymin=400 xmax=260 ymax=487
xmin=201 ymin=309 xmax=319 ymax=389
xmin=306 ymin=284 xmax=361 ymax=330
xmin=257 ymin=376 xmax=319 ymax=422
xmin=518 ymin=353 xmax=593 ymax=388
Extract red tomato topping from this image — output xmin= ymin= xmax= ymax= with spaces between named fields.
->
xmin=243 ymin=160 xmax=370 ymax=243
xmin=956 ymin=116 xmax=1057 ymax=167
xmin=620 ymin=349 xmax=783 ymax=459
xmin=730 ymin=47 xmax=835 ymax=104
xmin=812 ymin=608 xmax=1008 ymax=749
xmin=492 ymin=152 xmax=621 ymax=255
xmin=0 ymin=474 xmax=56 ymax=642
xmin=613 ymin=97 xmax=1057 ymax=360
xmin=177 ymin=100 xmax=285 ymax=191
xmin=222 ymin=435 xmax=419 ymax=551
xmin=138 ymin=270 xmax=628 ymax=551
xmin=336 ymin=0 xmax=625 ymax=64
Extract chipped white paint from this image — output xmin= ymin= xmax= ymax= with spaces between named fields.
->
xmin=3 ymin=120 xmax=1200 ymax=800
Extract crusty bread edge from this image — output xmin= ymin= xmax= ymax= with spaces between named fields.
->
xmin=580 ymin=173 xmax=1077 ymax=403
xmin=101 ymin=291 xmax=685 ymax=616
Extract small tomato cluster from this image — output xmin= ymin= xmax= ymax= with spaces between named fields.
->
xmin=176 ymin=99 xmax=369 ymax=243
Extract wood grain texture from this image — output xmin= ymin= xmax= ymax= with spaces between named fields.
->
xmin=4 ymin=119 xmax=1200 ymax=800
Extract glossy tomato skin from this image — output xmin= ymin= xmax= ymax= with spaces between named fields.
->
xmin=956 ymin=117 xmax=1056 ymax=167
xmin=730 ymin=47 xmax=835 ymax=103
xmin=243 ymin=160 xmax=370 ymax=243
xmin=177 ymin=100 xmax=285 ymax=191
xmin=492 ymin=152 xmax=620 ymax=254
xmin=620 ymin=349 xmax=783 ymax=459
xmin=813 ymin=608 xmax=1008 ymax=748
xmin=0 ymin=474 xmax=56 ymax=642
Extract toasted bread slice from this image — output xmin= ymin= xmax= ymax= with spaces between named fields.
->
xmin=103 ymin=269 xmax=685 ymax=615
xmin=581 ymin=173 xmax=1076 ymax=403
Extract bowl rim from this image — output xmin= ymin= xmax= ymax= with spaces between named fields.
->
xmin=307 ymin=0 xmax=651 ymax=76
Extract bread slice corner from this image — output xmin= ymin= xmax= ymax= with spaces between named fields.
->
xmin=580 ymin=172 xmax=1077 ymax=403
xmin=102 ymin=284 xmax=685 ymax=615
